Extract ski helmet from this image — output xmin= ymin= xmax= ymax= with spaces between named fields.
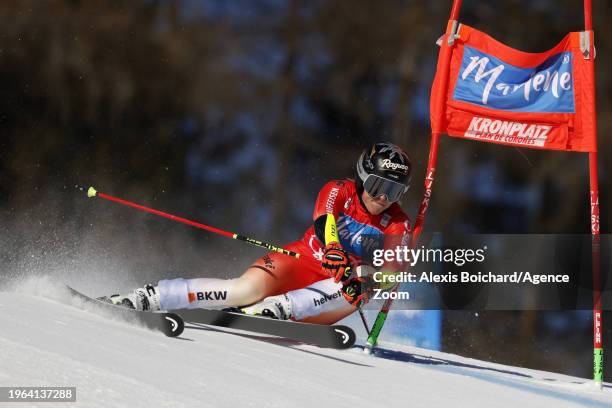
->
xmin=356 ymin=142 xmax=411 ymax=202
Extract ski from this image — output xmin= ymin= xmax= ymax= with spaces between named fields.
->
xmin=66 ymin=286 xmax=184 ymax=337
xmin=174 ymin=308 xmax=356 ymax=349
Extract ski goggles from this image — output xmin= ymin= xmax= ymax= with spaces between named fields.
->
xmin=362 ymin=174 xmax=408 ymax=203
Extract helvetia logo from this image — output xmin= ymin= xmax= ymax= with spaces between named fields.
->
xmin=313 ymin=289 xmax=342 ymax=307
xmin=464 ymin=116 xmax=551 ymax=147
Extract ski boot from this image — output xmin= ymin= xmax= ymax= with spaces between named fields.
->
xmin=240 ymin=294 xmax=292 ymax=320
xmin=97 ymin=284 xmax=161 ymax=311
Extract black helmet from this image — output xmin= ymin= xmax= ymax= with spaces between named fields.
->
xmin=356 ymin=142 xmax=411 ymax=202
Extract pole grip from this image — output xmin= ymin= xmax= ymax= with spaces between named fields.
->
xmin=234 ymin=234 xmax=300 ymax=258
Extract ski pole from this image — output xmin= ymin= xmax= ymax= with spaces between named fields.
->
xmin=363 ymin=0 xmax=462 ymax=355
xmin=357 ymin=307 xmax=371 ymax=336
xmin=324 ymin=212 xmax=371 ymax=335
xmin=80 ymin=186 xmax=300 ymax=258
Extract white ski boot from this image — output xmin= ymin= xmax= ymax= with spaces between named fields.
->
xmin=98 ymin=284 xmax=161 ymax=311
xmin=241 ymin=294 xmax=292 ymax=320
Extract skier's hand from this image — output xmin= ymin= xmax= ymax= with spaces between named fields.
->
xmin=341 ymin=276 xmax=376 ymax=307
xmin=322 ymin=242 xmax=352 ymax=283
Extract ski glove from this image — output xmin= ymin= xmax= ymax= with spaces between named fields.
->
xmin=322 ymin=242 xmax=353 ymax=283
xmin=341 ymin=276 xmax=376 ymax=307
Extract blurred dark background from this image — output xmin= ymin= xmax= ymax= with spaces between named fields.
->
xmin=1 ymin=0 xmax=610 ymax=378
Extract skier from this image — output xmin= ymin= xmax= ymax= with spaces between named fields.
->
xmin=103 ymin=142 xmax=412 ymax=325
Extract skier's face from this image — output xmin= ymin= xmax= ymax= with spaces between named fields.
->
xmin=361 ymin=190 xmax=392 ymax=215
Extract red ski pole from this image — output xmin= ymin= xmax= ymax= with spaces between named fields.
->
xmin=81 ymin=186 xmax=300 ymax=258
xmin=583 ymin=0 xmax=603 ymax=389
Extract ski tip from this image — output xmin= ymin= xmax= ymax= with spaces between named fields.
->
xmin=87 ymin=186 xmax=98 ymax=198
xmin=163 ymin=313 xmax=185 ymax=338
xmin=333 ymin=325 xmax=357 ymax=349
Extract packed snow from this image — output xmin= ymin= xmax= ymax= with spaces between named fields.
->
xmin=1 ymin=278 xmax=611 ymax=408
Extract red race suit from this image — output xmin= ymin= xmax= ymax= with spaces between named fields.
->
xmin=250 ymin=179 xmax=411 ymax=295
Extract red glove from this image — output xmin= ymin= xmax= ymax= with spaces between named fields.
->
xmin=342 ymin=276 xmax=376 ymax=307
xmin=322 ymin=242 xmax=352 ymax=283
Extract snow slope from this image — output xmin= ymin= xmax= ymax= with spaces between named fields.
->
xmin=1 ymin=281 xmax=611 ymax=408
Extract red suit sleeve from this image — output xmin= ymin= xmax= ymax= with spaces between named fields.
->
xmin=312 ymin=180 xmax=350 ymax=221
